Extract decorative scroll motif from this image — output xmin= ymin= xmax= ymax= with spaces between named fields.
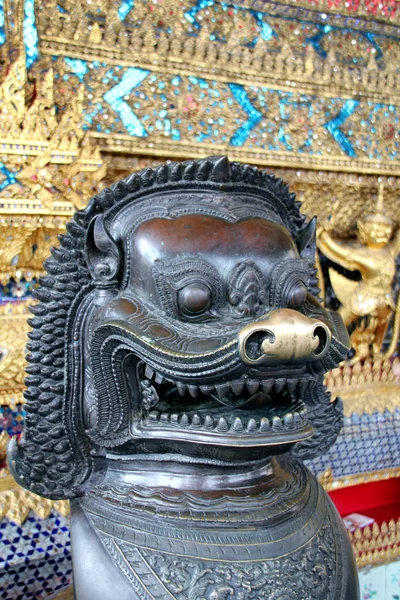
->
xmin=228 ymin=260 xmax=267 ymax=317
xmin=90 ymin=456 xmax=307 ymax=523
xmin=96 ymin=504 xmax=344 ymax=600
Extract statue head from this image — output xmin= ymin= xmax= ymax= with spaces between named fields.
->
xmin=357 ymin=185 xmax=393 ymax=247
xmin=8 ymin=157 xmax=350 ymax=499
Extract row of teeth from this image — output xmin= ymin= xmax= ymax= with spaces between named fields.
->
xmin=144 ymin=366 xmax=315 ymax=398
xmin=144 ymin=408 xmax=307 ymax=434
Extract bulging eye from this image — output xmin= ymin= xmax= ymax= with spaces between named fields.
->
xmin=178 ymin=284 xmax=211 ymax=316
xmin=288 ymin=282 xmax=307 ymax=309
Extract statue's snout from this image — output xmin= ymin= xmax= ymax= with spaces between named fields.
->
xmin=238 ymin=308 xmax=332 ymax=366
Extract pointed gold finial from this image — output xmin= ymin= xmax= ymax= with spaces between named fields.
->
xmin=357 ymin=182 xmax=393 ymax=246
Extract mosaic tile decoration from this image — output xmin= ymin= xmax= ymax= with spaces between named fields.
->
xmin=0 ymin=281 xmax=36 ymax=303
xmin=2 ymin=0 xmax=400 ymax=172
xmin=52 ymin=56 xmax=400 ymax=172
xmin=307 ymin=409 xmax=400 ymax=479
xmin=0 ymin=406 xmax=25 ymax=438
xmin=0 ymin=511 xmax=72 ymax=599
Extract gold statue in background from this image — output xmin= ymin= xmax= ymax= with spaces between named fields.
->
xmin=317 ymin=186 xmax=400 ymax=362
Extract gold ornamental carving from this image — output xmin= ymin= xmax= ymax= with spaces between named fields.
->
xmin=0 ymin=301 xmax=32 ymax=407
xmin=0 ymin=463 xmax=69 ymax=525
xmin=349 ymin=519 xmax=400 ymax=569
xmin=317 ymin=186 xmax=400 ymax=363
xmin=0 ymin=53 xmax=106 ymax=284
xmin=325 ymin=356 xmax=400 ymax=416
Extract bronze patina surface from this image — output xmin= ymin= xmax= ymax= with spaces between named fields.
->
xmin=8 ymin=156 xmax=359 ymax=599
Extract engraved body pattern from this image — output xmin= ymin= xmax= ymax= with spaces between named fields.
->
xmin=96 ymin=502 xmax=345 ymax=600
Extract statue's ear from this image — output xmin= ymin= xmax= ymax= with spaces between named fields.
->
xmin=296 ymin=217 xmax=317 ymax=261
xmin=86 ymin=215 xmax=121 ymax=282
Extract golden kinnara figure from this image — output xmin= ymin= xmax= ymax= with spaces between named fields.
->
xmin=317 ymin=186 xmax=400 ymax=362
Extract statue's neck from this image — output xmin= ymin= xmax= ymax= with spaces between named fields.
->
xmin=90 ymin=453 xmax=294 ymax=495
xmin=80 ymin=454 xmax=310 ymax=530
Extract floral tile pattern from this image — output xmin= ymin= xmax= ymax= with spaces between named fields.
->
xmin=359 ymin=561 xmax=400 ymax=599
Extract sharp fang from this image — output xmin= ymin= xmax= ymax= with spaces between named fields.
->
xmin=272 ymin=416 xmax=283 ymax=430
xmin=200 ymin=385 xmax=213 ymax=395
xmin=262 ymin=380 xmax=273 ymax=394
xmin=215 ymin=383 xmax=230 ymax=398
xmin=160 ymin=413 xmax=169 ymax=423
xmin=231 ymin=417 xmax=244 ymax=432
xmin=204 ymin=415 xmax=214 ymax=429
xmin=274 ymin=379 xmax=286 ymax=393
xmin=260 ymin=417 xmax=270 ymax=432
xmin=177 ymin=382 xmax=186 ymax=396
xmin=180 ymin=413 xmax=189 ymax=426
xmin=192 ymin=414 xmax=201 ymax=427
xmin=170 ymin=413 xmax=179 ymax=425
xmin=230 ymin=380 xmax=245 ymax=396
xmin=217 ymin=417 xmax=229 ymax=432
xmin=293 ymin=412 xmax=301 ymax=424
xmin=148 ymin=411 xmax=158 ymax=422
xmin=155 ymin=372 xmax=165 ymax=384
xmin=247 ymin=418 xmax=257 ymax=432
xmin=284 ymin=413 xmax=294 ymax=426
xmin=145 ymin=365 xmax=154 ymax=380
xmin=188 ymin=385 xmax=199 ymax=398
xmin=246 ymin=380 xmax=260 ymax=394
xmin=287 ymin=379 xmax=297 ymax=394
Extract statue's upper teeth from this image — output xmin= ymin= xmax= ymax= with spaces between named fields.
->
xmin=215 ymin=383 xmax=230 ymax=398
xmin=246 ymin=380 xmax=259 ymax=394
xmin=141 ymin=364 xmax=316 ymax=402
xmin=188 ymin=385 xmax=199 ymax=398
xmin=230 ymin=379 xmax=245 ymax=395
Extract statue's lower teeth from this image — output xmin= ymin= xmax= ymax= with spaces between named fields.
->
xmin=144 ymin=405 xmax=307 ymax=433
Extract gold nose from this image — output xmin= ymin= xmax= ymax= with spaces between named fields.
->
xmin=238 ymin=308 xmax=332 ymax=366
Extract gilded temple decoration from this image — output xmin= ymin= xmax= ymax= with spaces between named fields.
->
xmin=0 ymin=460 xmax=69 ymax=525
xmin=0 ymin=302 xmax=31 ymax=407
xmin=317 ymin=185 xmax=400 ymax=362
xmin=25 ymin=0 xmax=400 ymax=173
xmin=0 ymin=51 xmax=106 ymax=284
xmin=349 ymin=519 xmax=400 ymax=569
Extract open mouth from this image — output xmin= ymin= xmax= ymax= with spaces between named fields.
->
xmin=136 ymin=362 xmax=315 ymax=447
